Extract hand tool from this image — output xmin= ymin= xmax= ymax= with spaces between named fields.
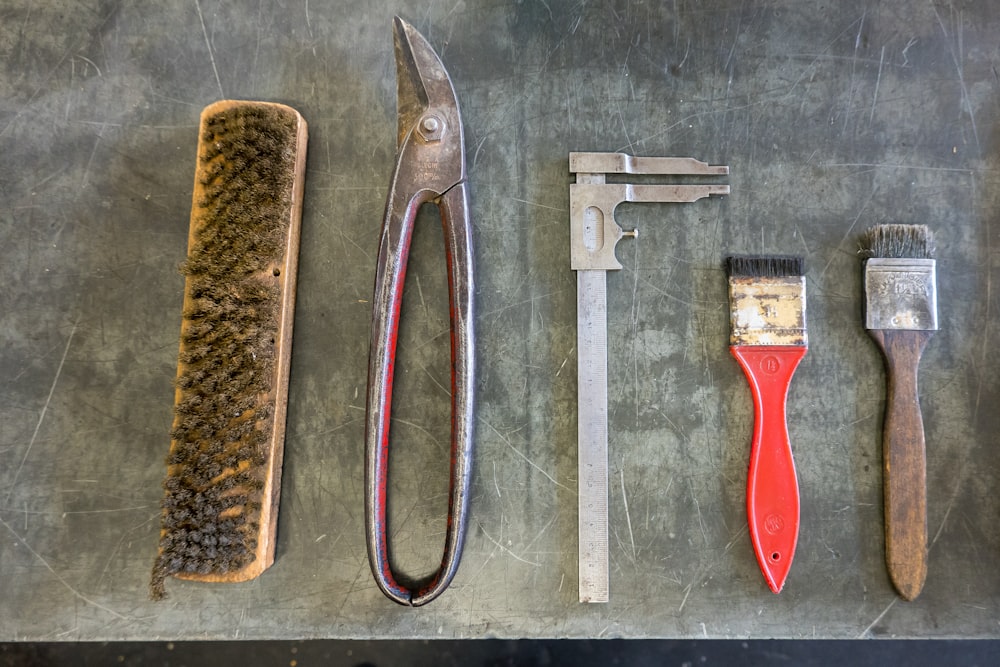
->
xmin=725 ymin=255 xmax=808 ymax=593
xmin=569 ymin=152 xmax=729 ymax=602
xmin=859 ymin=223 xmax=937 ymax=601
xmin=152 ymin=100 xmax=308 ymax=598
xmin=365 ymin=17 xmax=475 ymax=606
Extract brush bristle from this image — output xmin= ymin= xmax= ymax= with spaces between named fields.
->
xmin=858 ymin=224 xmax=936 ymax=259
xmin=151 ymin=102 xmax=302 ymax=600
xmin=725 ymin=255 xmax=804 ymax=278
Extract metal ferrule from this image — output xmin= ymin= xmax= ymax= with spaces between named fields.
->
xmin=864 ymin=258 xmax=938 ymax=331
xmin=728 ymin=276 xmax=807 ymax=346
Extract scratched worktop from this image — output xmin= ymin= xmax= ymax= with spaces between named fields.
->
xmin=2 ymin=0 xmax=999 ymax=640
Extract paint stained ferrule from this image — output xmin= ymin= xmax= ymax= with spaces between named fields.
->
xmin=727 ymin=275 xmax=807 ymax=347
xmin=864 ymin=258 xmax=938 ymax=331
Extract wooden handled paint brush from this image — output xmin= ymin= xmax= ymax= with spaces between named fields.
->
xmin=859 ymin=223 xmax=937 ymax=601
xmin=151 ymin=100 xmax=308 ymax=598
xmin=725 ymin=256 xmax=807 ymax=593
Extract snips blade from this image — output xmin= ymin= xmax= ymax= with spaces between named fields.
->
xmin=391 ymin=16 xmax=465 ymax=193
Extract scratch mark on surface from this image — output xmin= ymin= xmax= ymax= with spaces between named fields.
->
xmin=522 ymin=515 xmax=555 ymax=553
xmin=692 ymin=488 xmax=708 ymax=544
xmin=858 ymin=598 xmax=897 ymax=638
xmin=338 ymin=227 xmax=373 ymax=263
xmin=678 ymin=39 xmax=690 ymax=71
xmin=470 ymin=135 xmax=489 ymax=171
xmin=630 ymin=272 xmax=696 ymax=309
xmin=73 ymin=55 xmax=102 ymax=77
xmin=724 ymin=11 xmax=743 ymax=71
xmin=417 ymin=361 xmax=449 ymax=396
xmin=96 ymin=513 xmax=158 ymax=588
xmin=901 ymin=37 xmax=917 ymax=67
xmin=415 ymin=274 xmax=427 ymax=318
xmin=493 ymin=460 xmax=501 ymax=498
xmin=724 ymin=523 xmax=749 ymax=553
xmin=627 ymin=237 xmax=641 ymax=429
xmin=6 ymin=319 xmax=78 ymax=504
xmin=304 ymin=0 xmax=316 ymax=56
xmin=194 ymin=0 xmax=225 ymax=98
xmin=931 ymin=3 xmax=980 ymax=152
xmin=476 ymin=520 xmax=541 ymax=566
xmin=620 ymin=467 xmax=636 ymax=561
xmin=616 ymin=100 xmax=635 ymax=154
xmin=678 ymin=582 xmax=693 ymax=612
xmin=779 ymin=17 xmax=867 ymax=102
xmin=931 ymin=486 xmax=955 ymax=547
xmin=821 ymin=162 xmax=976 ymax=174
xmin=973 ymin=175 xmax=990 ymax=419
xmin=4 ymin=505 xmax=152 ymax=516
xmin=330 ymin=560 xmax=374 ymax=625
xmin=818 ymin=185 xmax=878 ymax=282
xmin=511 ymin=198 xmax=567 ymax=213
xmin=0 ymin=515 xmax=128 ymax=620
xmin=80 ymin=123 xmax=107 ymax=190
xmin=654 ymin=407 xmax=690 ymax=443
xmin=538 ymin=0 xmax=554 ymax=22
xmin=482 ymin=419 xmax=569 ymax=490
xmin=235 ymin=607 xmax=246 ymax=639
xmin=868 ymin=45 xmax=885 ymax=126
xmin=478 ymin=289 xmax=564 ymax=319
xmin=468 ymin=521 xmax=503 ymax=582
xmin=841 ymin=10 xmax=866 ymax=135
xmin=390 ymin=417 xmax=444 ymax=450
xmin=905 ymin=176 xmax=990 ymax=562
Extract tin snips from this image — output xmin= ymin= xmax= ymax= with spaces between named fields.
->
xmin=364 ymin=17 xmax=475 ymax=606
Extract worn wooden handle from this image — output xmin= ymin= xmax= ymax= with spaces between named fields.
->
xmin=868 ymin=328 xmax=934 ymax=601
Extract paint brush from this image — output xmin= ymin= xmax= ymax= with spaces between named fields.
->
xmin=726 ymin=255 xmax=808 ymax=593
xmin=859 ymin=223 xmax=937 ymax=601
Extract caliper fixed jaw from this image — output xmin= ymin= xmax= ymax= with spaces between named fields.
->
xmin=569 ymin=152 xmax=730 ymax=271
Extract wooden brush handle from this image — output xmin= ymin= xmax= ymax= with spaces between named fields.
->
xmin=869 ymin=328 xmax=934 ymax=601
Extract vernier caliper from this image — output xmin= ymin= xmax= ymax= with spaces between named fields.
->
xmin=569 ymin=152 xmax=730 ymax=603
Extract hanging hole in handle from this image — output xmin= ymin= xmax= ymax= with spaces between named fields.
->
xmin=770 ymin=552 xmax=781 ymax=561
xmin=273 ymin=268 xmax=281 ymax=277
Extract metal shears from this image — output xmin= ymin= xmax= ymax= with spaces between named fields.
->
xmin=364 ymin=17 xmax=475 ymax=606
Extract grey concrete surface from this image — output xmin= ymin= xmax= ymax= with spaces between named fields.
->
xmin=1 ymin=0 xmax=999 ymax=640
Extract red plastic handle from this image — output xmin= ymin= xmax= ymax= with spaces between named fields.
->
xmin=731 ymin=345 xmax=807 ymax=593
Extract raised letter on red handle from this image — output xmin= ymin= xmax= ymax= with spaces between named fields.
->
xmin=731 ymin=345 xmax=806 ymax=594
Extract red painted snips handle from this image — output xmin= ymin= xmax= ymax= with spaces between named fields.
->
xmin=731 ymin=345 xmax=807 ymax=593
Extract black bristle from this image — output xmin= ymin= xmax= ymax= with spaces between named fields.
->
xmin=858 ymin=224 xmax=936 ymax=259
xmin=151 ymin=102 xmax=301 ymax=600
xmin=725 ymin=255 xmax=805 ymax=278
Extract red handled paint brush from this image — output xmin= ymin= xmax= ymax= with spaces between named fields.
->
xmin=859 ymin=224 xmax=937 ymax=601
xmin=725 ymin=256 xmax=808 ymax=593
